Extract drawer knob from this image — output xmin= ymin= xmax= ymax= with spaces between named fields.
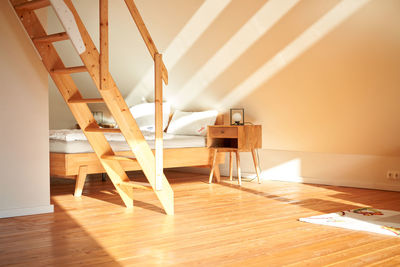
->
xmin=221 ymin=130 xmax=224 ymax=134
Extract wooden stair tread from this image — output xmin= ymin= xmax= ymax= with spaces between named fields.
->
xmin=68 ymin=97 xmax=104 ymax=104
xmin=15 ymin=0 xmax=50 ymax=10
xmin=85 ymin=126 xmax=121 ymax=133
xmin=51 ymin=66 xmax=87 ymax=74
xmin=101 ymin=155 xmax=137 ymax=161
xmin=32 ymin=32 xmax=69 ymax=43
xmin=118 ymin=181 xmax=152 ymax=191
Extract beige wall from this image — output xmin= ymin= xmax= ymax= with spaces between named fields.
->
xmin=222 ymin=0 xmax=400 ymax=190
xmin=191 ymin=0 xmax=400 ymax=157
xmin=238 ymin=0 xmax=400 ymax=157
xmin=0 ymin=2 xmax=53 ymax=217
xmin=48 ymin=1 xmax=400 ymax=189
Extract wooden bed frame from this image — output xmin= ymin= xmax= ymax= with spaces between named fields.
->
xmin=50 ymin=115 xmax=226 ymax=196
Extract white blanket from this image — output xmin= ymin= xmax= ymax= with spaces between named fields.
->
xmin=49 ymin=129 xmax=172 ymax=142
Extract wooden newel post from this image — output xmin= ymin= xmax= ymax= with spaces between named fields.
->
xmin=155 ymin=53 xmax=163 ymax=191
xmin=100 ymin=0 xmax=108 ymax=90
xmin=122 ymin=0 xmax=170 ymax=194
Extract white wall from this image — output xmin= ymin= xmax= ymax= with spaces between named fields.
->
xmin=0 ymin=2 xmax=53 ymax=218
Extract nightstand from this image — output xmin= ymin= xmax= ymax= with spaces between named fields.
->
xmin=207 ymin=125 xmax=262 ymax=185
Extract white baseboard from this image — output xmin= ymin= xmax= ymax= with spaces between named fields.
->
xmin=239 ymin=171 xmax=400 ymax=192
xmin=175 ymin=149 xmax=400 ymax=192
xmin=0 ymin=205 xmax=54 ymax=218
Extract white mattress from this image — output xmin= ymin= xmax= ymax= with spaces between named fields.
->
xmin=49 ymin=130 xmax=206 ymax=153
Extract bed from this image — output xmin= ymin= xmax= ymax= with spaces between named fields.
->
xmin=50 ymin=114 xmax=225 ymax=196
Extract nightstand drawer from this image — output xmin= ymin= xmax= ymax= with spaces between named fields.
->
xmin=209 ymin=127 xmax=238 ymax=138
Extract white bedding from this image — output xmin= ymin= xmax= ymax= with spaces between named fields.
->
xmin=49 ymin=129 xmax=206 ymax=153
xmin=49 ymin=129 xmax=163 ymax=142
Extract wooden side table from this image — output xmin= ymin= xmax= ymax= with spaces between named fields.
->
xmin=207 ymin=125 xmax=262 ymax=185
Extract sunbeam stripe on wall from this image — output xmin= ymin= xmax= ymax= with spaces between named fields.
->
xmin=171 ymin=0 xmax=300 ymax=110
xmin=218 ymin=0 xmax=371 ymax=109
xmin=125 ymin=0 xmax=232 ymax=106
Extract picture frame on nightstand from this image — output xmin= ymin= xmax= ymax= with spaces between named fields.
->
xmin=230 ymin=108 xmax=244 ymax=125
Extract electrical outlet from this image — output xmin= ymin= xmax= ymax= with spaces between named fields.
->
xmin=387 ymin=170 xmax=400 ymax=180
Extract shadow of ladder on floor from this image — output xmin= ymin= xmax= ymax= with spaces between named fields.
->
xmin=10 ymin=0 xmax=174 ymax=215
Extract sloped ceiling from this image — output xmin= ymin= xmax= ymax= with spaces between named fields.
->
xmin=48 ymin=0 xmax=400 ymax=156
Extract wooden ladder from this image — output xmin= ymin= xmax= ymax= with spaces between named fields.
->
xmin=11 ymin=0 xmax=174 ymax=215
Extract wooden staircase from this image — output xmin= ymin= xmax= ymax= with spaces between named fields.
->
xmin=10 ymin=0 xmax=174 ymax=215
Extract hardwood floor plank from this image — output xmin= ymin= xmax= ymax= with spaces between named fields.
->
xmin=367 ymin=255 xmax=400 ymax=267
xmin=0 ymin=171 xmax=399 ymax=266
xmin=288 ymin=238 xmax=400 ymax=266
xmin=326 ymin=244 xmax=400 ymax=267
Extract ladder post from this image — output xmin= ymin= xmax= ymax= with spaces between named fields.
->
xmin=155 ymin=53 xmax=163 ymax=191
xmin=100 ymin=0 xmax=109 ymax=91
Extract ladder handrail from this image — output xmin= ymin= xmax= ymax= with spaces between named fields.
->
xmin=123 ymin=0 xmax=168 ymax=85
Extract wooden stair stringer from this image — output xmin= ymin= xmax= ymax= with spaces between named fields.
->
xmin=63 ymin=0 xmax=174 ymax=215
xmin=11 ymin=0 xmax=135 ymax=208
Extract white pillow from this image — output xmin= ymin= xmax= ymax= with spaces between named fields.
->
xmin=166 ymin=110 xmax=218 ymax=136
xmin=129 ymin=102 xmax=171 ymax=132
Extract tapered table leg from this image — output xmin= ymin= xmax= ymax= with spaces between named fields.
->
xmin=236 ymin=151 xmax=241 ymax=186
xmin=74 ymin=165 xmax=88 ymax=197
xmin=209 ymin=149 xmax=218 ymax=183
xmin=251 ymin=149 xmax=261 ymax=183
xmin=229 ymin=152 xmax=233 ymax=181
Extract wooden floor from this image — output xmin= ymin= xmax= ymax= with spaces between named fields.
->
xmin=1 ymin=171 xmax=400 ymax=266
